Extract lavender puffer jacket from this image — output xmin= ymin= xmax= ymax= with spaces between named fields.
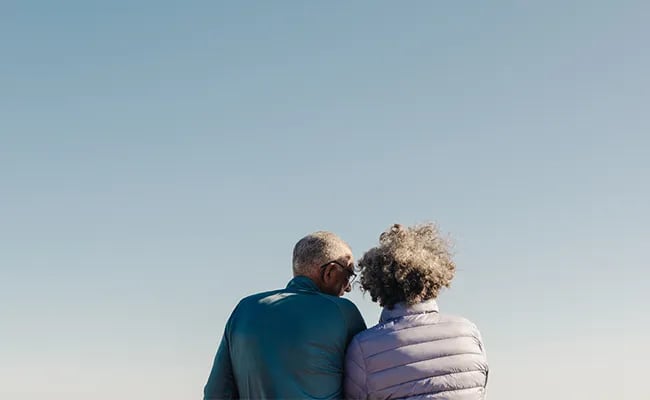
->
xmin=344 ymin=300 xmax=488 ymax=400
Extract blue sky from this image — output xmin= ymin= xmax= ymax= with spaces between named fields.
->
xmin=1 ymin=1 xmax=648 ymax=399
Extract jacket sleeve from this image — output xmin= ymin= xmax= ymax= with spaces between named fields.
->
xmin=344 ymin=337 xmax=367 ymax=400
xmin=204 ymin=325 xmax=239 ymax=399
xmin=476 ymin=329 xmax=489 ymax=398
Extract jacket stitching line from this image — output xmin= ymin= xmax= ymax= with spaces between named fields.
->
xmin=374 ymin=369 xmax=487 ymax=393
xmin=363 ymin=335 xmax=480 ymax=359
xmin=359 ymin=321 xmax=477 ymax=343
xmin=390 ymin=386 xmax=482 ymax=400
xmin=368 ymin=352 xmax=484 ymax=375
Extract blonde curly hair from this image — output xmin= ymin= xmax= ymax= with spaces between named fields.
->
xmin=358 ymin=223 xmax=456 ymax=309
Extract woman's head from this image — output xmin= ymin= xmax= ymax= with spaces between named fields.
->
xmin=358 ymin=223 xmax=456 ymax=309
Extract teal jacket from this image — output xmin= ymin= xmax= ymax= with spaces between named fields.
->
xmin=204 ymin=276 xmax=367 ymax=400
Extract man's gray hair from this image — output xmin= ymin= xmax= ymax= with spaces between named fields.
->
xmin=292 ymin=231 xmax=351 ymax=275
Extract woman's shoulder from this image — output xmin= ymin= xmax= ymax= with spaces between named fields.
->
xmin=351 ymin=311 xmax=482 ymax=347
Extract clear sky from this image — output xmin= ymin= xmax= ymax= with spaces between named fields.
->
xmin=1 ymin=1 xmax=648 ymax=399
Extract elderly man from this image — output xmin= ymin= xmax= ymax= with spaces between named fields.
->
xmin=204 ymin=231 xmax=366 ymax=400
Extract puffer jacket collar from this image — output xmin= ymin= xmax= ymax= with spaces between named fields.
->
xmin=380 ymin=299 xmax=439 ymax=323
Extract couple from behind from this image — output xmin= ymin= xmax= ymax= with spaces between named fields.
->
xmin=204 ymin=223 xmax=488 ymax=400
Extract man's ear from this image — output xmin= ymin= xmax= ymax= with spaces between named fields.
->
xmin=322 ymin=264 xmax=335 ymax=283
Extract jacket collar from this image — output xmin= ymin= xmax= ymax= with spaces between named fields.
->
xmin=286 ymin=276 xmax=321 ymax=293
xmin=380 ymin=299 xmax=439 ymax=323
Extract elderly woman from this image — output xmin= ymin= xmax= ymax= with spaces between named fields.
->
xmin=344 ymin=223 xmax=488 ymax=400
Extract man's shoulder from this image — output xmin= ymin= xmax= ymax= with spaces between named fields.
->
xmin=314 ymin=292 xmax=361 ymax=314
xmin=234 ymin=287 xmax=363 ymax=325
xmin=335 ymin=296 xmax=363 ymax=317
xmin=237 ymin=289 xmax=285 ymax=306
xmin=315 ymin=294 xmax=366 ymax=334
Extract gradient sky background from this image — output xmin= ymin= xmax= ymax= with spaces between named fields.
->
xmin=2 ymin=1 xmax=648 ymax=399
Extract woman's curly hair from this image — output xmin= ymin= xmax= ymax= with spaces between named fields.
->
xmin=358 ymin=223 xmax=456 ymax=309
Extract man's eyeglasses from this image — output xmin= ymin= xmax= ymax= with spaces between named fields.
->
xmin=319 ymin=260 xmax=357 ymax=284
